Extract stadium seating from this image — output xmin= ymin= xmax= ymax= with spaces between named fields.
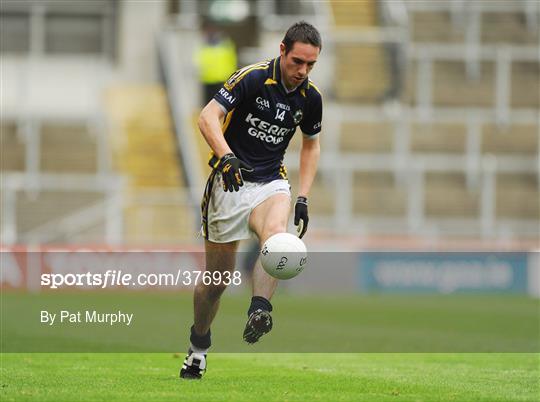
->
xmin=105 ymin=85 xmax=196 ymax=243
xmin=0 ymin=119 xmax=109 ymax=243
xmin=40 ymin=123 xmax=97 ymax=173
xmin=329 ymin=1 xmax=539 ymax=235
xmin=1 ymin=0 xmax=537 ymax=244
xmin=0 ymin=123 xmax=24 ymax=171
xmin=330 ymin=0 xmax=389 ymax=102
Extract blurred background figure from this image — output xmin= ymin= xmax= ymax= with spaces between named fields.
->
xmin=195 ymin=20 xmax=237 ymax=105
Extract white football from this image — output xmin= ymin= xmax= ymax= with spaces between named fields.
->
xmin=260 ymin=233 xmax=307 ymax=280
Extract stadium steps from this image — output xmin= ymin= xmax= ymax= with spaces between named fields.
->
xmin=411 ymin=122 xmax=466 ymax=154
xmin=105 ymin=85 xmax=195 ymax=243
xmin=339 ymin=121 xmax=394 ymax=153
xmin=352 ymin=171 xmax=537 ymax=220
xmin=496 ymin=173 xmax=539 ymax=219
xmin=408 ymin=8 xmax=539 ymax=109
xmin=425 ymin=173 xmax=479 ymax=218
xmin=330 ymin=0 xmax=389 ymax=102
xmin=481 ymin=12 xmax=538 ymax=44
xmin=338 ymin=122 xmax=467 ymax=154
xmin=405 ymin=60 xmax=539 ymax=109
xmin=411 ymin=11 xmax=464 ymax=43
xmin=0 ymin=122 xmax=25 ymax=171
xmin=411 ymin=10 xmax=538 ymax=44
xmin=15 ymin=190 xmax=104 ymax=234
xmin=340 ymin=121 xmax=538 ymax=155
xmin=1 ymin=122 xmax=98 ymax=174
xmin=338 ymin=170 xmax=539 ymax=221
xmin=404 ymin=60 xmax=495 ymax=107
xmin=105 ymin=86 xmax=184 ymax=188
xmin=333 ymin=45 xmax=389 ymax=102
xmin=336 ymin=7 xmax=538 ymax=224
xmin=40 ymin=123 xmax=97 ymax=173
xmin=330 ymin=0 xmax=378 ymax=27
xmin=1 ymin=120 xmax=103 ymax=240
xmin=510 ymin=62 xmax=539 ymax=108
xmin=122 ymin=192 xmax=197 ymax=244
xmin=353 ymin=172 xmax=407 ymax=217
xmin=482 ymin=124 xmax=538 ymax=155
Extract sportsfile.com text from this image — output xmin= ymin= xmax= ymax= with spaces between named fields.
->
xmin=40 ymin=270 xmax=242 ymax=289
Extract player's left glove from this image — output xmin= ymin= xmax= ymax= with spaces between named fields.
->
xmin=294 ymin=196 xmax=309 ymax=239
xmin=215 ymin=153 xmax=253 ymax=192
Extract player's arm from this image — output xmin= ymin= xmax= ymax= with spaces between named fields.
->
xmin=296 ymin=86 xmax=322 ymax=238
xmin=199 ymin=99 xmax=253 ymax=191
xmin=294 ymin=135 xmax=320 ymax=238
xmin=298 ymin=135 xmax=320 ymax=198
xmin=198 ymin=99 xmax=232 ymax=158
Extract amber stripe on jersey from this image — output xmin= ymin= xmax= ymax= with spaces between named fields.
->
xmin=224 ymin=61 xmax=270 ymax=91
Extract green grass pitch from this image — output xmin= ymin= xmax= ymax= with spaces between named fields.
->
xmin=1 ymin=292 xmax=539 ymax=401
xmin=1 ymin=353 xmax=538 ymax=401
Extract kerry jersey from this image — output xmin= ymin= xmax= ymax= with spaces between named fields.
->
xmin=213 ymin=57 xmax=322 ymax=182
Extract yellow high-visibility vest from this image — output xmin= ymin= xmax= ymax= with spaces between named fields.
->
xmin=197 ymin=39 xmax=237 ymax=84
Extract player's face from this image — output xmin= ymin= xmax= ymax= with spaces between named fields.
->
xmin=279 ymin=42 xmax=319 ymax=90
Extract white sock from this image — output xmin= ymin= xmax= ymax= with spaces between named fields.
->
xmin=190 ymin=343 xmax=208 ymax=355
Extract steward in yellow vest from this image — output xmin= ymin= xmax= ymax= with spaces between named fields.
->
xmin=197 ymin=29 xmax=237 ymax=104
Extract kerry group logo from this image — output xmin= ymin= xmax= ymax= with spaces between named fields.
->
xmin=245 ymin=112 xmax=294 ymax=145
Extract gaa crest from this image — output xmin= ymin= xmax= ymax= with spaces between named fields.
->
xmin=293 ymin=110 xmax=303 ymax=124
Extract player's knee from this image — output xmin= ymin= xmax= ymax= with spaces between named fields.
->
xmin=263 ymin=222 xmax=287 ymax=241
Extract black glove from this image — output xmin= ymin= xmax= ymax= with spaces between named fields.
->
xmin=216 ymin=153 xmax=253 ymax=192
xmin=294 ymin=196 xmax=309 ymax=239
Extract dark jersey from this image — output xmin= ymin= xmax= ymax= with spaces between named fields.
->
xmin=213 ymin=57 xmax=322 ymax=183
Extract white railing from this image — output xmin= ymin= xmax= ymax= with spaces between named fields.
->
xmin=407 ymin=0 xmax=538 ymax=14
xmin=285 ymin=103 xmax=538 ymax=239
xmin=0 ymin=99 xmax=117 ymax=244
xmin=0 ymin=173 xmax=200 ymax=245
xmin=287 ymin=152 xmax=536 ymax=237
xmin=1 ymin=172 xmax=125 ymax=245
xmin=0 ymin=0 xmax=116 ymax=58
xmin=410 ymin=43 xmax=539 ymax=124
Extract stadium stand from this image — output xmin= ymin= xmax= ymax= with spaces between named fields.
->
xmin=105 ymin=85 xmax=195 ymax=243
xmin=330 ymin=0 xmax=389 ymax=102
xmin=1 ymin=0 xmax=538 ymax=244
xmin=318 ymin=0 xmax=539 ymax=237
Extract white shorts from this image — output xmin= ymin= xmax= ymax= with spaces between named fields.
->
xmin=201 ymin=172 xmax=291 ymax=243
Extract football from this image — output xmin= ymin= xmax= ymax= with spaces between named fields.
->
xmin=260 ymin=232 xmax=307 ymax=280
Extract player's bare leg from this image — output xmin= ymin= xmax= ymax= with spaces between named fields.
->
xmin=243 ymin=193 xmax=291 ymax=343
xmin=194 ymin=239 xmax=239 ymax=335
xmin=180 ymin=239 xmax=238 ymax=379
xmin=250 ymin=193 xmax=291 ymax=297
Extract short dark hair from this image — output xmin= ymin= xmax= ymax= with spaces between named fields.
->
xmin=282 ymin=21 xmax=322 ymax=54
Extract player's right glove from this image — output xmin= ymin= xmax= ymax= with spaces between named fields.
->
xmin=294 ymin=196 xmax=309 ymax=238
xmin=214 ymin=153 xmax=253 ymax=192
